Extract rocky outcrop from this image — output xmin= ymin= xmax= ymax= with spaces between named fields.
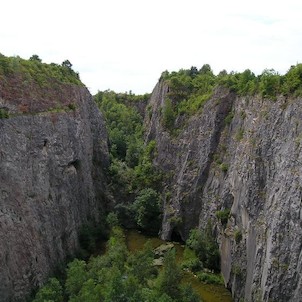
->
xmin=0 ymin=82 xmax=109 ymax=301
xmin=146 ymin=79 xmax=302 ymax=301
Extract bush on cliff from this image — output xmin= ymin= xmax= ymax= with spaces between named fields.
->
xmin=186 ymin=222 xmax=220 ymax=273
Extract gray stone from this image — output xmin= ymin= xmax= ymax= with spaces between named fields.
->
xmin=146 ymin=79 xmax=302 ymax=302
xmin=0 ymin=87 xmax=109 ymax=301
xmin=154 ymin=242 xmax=174 ymax=257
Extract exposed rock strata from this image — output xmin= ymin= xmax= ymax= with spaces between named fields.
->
xmin=0 ymin=85 xmax=109 ymax=301
xmin=146 ymin=80 xmax=302 ymax=302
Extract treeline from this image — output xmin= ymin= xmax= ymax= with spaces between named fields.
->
xmin=0 ymin=53 xmax=83 ymax=86
xmin=160 ymin=64 xmax=302 ymax=130
xmin=33 ymin=226 xmax=201 ymax=302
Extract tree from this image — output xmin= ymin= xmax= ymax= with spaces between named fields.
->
xmin=62 ymin=59 xmax=72 ymax=69
xmin=29 ymin=54 xmax=42 ymax=62
xmin=282 ymin=64 xmax=302 ymax=95
xmin=259 ymin=69 xmax=281 ymax=99
xmin=189 ymin=66 xmax=199 ymax=77
xmin=186 ymin=222 xmax=220 ymax=272
xmin=65 ymin=259 xmax=88 ymax=296
xmin=106 ymin=212 xmax=119 ymax=228
xmin=155 ymin=249 xmax=183 ymax=300
xmin=32 ymin=278 xmax=63 ymax=302
xmin=127 ymin=241 xmax=156 ymax=285
xmin=236 ymin=69 xmax=257 ymax=95
xmin=199 ymin=64 xmax=212 ymax=74
xmin=69 ymin=279 xmax=102 ymax=302
xmin=132 ymin=188 xmax=161 ymax=233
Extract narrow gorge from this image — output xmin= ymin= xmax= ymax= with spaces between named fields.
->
xmin=1 ymin=56 xmax=302 ymax=302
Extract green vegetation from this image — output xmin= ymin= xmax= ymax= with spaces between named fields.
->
xmin=0 ymin=108 xmax=9 ymax=119
xmin=0 ymin=53 xmax=83 ymax=86
xmin=78 ymin=222 xmax=107 ymax=255
xmin=94 ymin=90 xmax=162 ymax=234
xmin=131 ymin=188 xmax=161 ymax=233
xmin=235 ymin=128 xmax=244 ymax=141
xmin=161 ymin=65 xmax=215 ymax=120
xmin=32 ymin=278 xmax=63 ymax=302
xmin=224 ymin=111 xmax=234 ymax=125
xmin=231 ymin=265 xmax=242 ymax=276
xmin=216 ymin=208 xmax=230 ymax=226
xmin=162 ymin=98 xmax=176 ymax=130
xmin=220 ymin=163 xmax=229 ymax=173
xmin=186 ymin=222 xmax=220 ymax=273
xmin=181 ymin=247 xmax=203 ymax=273
xmin=181 ymin=233 xmax=223 ymax=286
xmin=196 ymin=272 xmax=224 ymax=285
xmin=234 ymin=230 xmax=243 ymax=244
xmin=160 ymin=64 xmax=302 ymax=128
xmin=33 ymin=227 xmax=201 ymax=302
xmin=94 ymin=90 xmax=144 ymax=163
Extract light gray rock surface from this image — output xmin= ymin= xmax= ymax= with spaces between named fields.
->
xmin=0 ymin=86 xmax=109 ymax=301
xmin=146 ymin=79 xmax=302 ymax=302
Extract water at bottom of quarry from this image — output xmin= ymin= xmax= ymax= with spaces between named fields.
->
xmin=125 ymin=229 xmax=233 ymax=302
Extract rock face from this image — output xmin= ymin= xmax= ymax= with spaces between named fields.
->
xmin=146 ymin=79 xmax=302 ymax=301
xmin=0 ymin=82 xmax=109 ymax=301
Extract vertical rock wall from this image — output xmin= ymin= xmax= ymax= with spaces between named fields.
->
xmin=146 ymin=80 xmax=302 ymax=302
xmin=0 ymin=87 xmax=109 ymax=301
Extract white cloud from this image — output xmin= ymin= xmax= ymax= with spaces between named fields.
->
xmin=1 ymin=0 xmax=302 ymax=94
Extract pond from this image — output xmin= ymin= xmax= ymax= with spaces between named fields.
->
xmin=125 ymin=229 xmax=233 ymax=302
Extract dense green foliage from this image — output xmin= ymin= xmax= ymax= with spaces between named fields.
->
xmin=160 ymin=63 xmax=302 ymax=129
xmin=0 ymin=53 xmax=83 ymax=86
xmin=131 ymin=188 xmax=161 ymax=233
xmin=94 ymin=90 xmax=162 ymax=233
xmin=32 ymin=278 xmax=63 ymax=302
xmin=186 ymin=222 xmax=220 ymax=273
xmin=33 ymin=227 xmax=200 ymax=302
xmin=94 ymin=90 xmax=160 ymax=190
xmin=161 ymin=65 xmax=215 ymax=124
xmin=94 ymin=90 xmax=144 ymax=163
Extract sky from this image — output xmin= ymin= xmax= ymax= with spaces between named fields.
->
xmin=1 ymin=0 xmax=302 ymax=95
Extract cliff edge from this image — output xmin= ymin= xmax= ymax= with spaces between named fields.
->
xmin=146 ymin=75 xmax=302 ymax=302
xmin=0 ymin=57 xmax=109 ymax=301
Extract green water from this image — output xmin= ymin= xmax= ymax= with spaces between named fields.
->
xmin=125 ymin=229 xmax=233 ymax=302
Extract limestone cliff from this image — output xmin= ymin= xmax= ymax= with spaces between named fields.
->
xmin=146 ymin=79 xmax=302 ymax=302
xmin=0 ymin=72 xmax=109 ymax=301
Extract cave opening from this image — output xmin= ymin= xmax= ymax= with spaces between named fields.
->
xmin=170 ymin=228 xmax=184 ymax=243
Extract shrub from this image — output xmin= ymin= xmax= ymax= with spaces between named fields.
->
xmin=234 ymin=230 xmax=243 ymax=244
xmin=235 ymin=129 xmax=244 ymax=141
xmin=220 ymin=163 xmax=229 ymax=173
xmin=232 ymin=265 xmax=242 ymax=276
xmin=197 ymin=272 xmax=223 ymax=285
xmin=186 ymin=222 xmax=220 ymax=272
xmin=78 ymin=223 xmax=105 ymax=253
xmin=131 ymin=188 xmax=161 ymax=234
xmin=224 ymin=111 xmax=234 ymax=125
xmin=181 ymin=257 xmax=203 ymax=273
xmin=162 ymin=98 xmax=176 ymax=130
xmin=106 ymin=212 xmax=119 ymax=228
xmin=32 ymin=278 xmax=63 ymax=302
xmin=0 ymin=108 xmax=9 ymax=119
xmin=68 ymin=103 xmax=76 ymax=111
xmin=216 ymin=208 xmax=230 ymax=226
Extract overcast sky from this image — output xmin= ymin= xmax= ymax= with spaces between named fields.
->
xmin=1 ymin=0 xmax=302 ymax=94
